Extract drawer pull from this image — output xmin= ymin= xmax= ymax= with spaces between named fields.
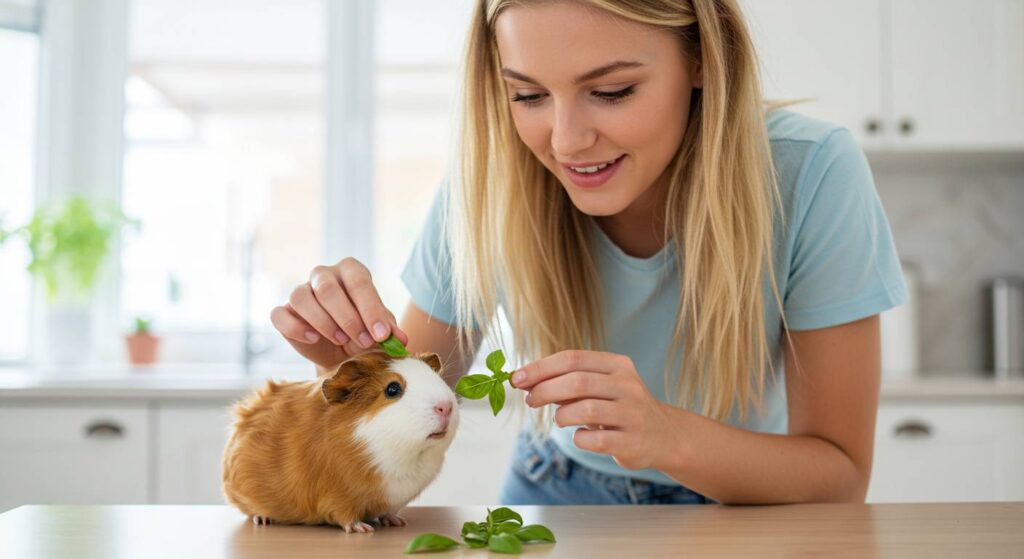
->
xmin=893 ymin=420 xmax=932 ymax=439
xmin=85 ymin=421 xmax=125 ymax=439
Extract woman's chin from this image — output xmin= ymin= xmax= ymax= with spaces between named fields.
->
xmin=562 ymin=187 xmax=631 ymax=217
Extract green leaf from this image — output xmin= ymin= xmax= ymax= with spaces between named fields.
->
xmin=485 ymin=349 xmax=506 ymax=374
xmin=455 ymin=374 xmax=494 ymax=399
xmin=495 ymin=520 xmax=521 ymax=534
xmin=488 ymin=381 xmax=506 ymax=416
xmin=488 ymin=532 xmax=522 ymax=554
xmin=379 ymin=334 xmax=410 ymax=358
xmin=461 ymin=521 xmax=485 ymax=537
xmin=403 ymin=533 xmax=459 ymax=553
xmin=487 ymin=507 xmax=523 ymax=526
xmin=514 ymin=524 xmax=556 ymax=543
xmin=462 ymin=528 xmax=489 ymax=548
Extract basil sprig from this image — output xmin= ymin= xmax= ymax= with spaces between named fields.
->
xmin=405 ymin=506 xmax=556 ymax=554
xmin=454 ymin=349 xmax=515 ymax=416
xmin=378 ymin=334 xmax=410 ymax=358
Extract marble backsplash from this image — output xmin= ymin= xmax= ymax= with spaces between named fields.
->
xmin=870 ymin=154 xmax=1024 ymax=375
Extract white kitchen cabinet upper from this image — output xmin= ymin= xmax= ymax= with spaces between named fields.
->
xmin=740 ymin=0 xmax=1024 ymax=150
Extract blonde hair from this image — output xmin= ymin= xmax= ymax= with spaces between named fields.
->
xmin=448 ymin=0 xmax=785 ymax=425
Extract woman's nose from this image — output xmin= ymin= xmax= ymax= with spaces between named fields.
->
xmin=551 ymin=103 xmax=597 ymax=157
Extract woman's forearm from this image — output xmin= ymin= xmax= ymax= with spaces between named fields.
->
xmin=656 ymin=405 xmax=869 ymax=505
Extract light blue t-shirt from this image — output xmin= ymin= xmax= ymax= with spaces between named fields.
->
xmin=400 ymin=109 xmax=907 ymax=485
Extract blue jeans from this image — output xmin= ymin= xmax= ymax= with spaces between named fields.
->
xmin=499 ymin=430 xmax=718 ymax=505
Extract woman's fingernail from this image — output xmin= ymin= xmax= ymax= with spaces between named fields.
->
xmin=372 ymin=322 xmax=388 ymax=340
xmin=334 ymin=330 xmax=349 ymax=344
xmin=358 ymin=332 xmax=373 ymax=348
xmin=512 ymin=371 xmax=526 ymax=386
xmin=305 ymin=331 xmax=319 ymax=343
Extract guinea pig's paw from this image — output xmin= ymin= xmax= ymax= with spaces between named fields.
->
xmin=342 ymin=520 xmax=376 ymax=534
xmin=378 ymin=512 xmax=407 ymax=527
xmin=251 ymin=515 xmax=274 ymax=526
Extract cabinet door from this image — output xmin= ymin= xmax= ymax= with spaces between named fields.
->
xmin=868 ymin=402 xmax=1024 ymax=502
xmin=156 ymin=403 xmax=235 ymax=504
xmin=739 ymin=0 xmax=884 ymax=145
xmin=889 ymin=0 xmax=1024 ymax=148
xmin=0 ymin=404 xmax=150 ymax=512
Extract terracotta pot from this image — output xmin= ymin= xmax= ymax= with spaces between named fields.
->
xmin=125 ymin=333 xmax=161 ymax=365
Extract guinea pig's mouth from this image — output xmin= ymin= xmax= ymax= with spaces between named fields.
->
xmin=427 ymin=430 xmax=447 ymax=440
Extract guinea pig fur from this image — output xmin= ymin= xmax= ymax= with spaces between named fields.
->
xmin=222 ymin=350 xmax=458 ymax=533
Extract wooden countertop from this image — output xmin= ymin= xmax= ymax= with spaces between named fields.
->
xmin=1 ymin=503 xmax=1022 ymax=558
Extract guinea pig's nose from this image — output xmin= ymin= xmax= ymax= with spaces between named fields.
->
xmin=434 ymin=401 xmax=452 ymax=419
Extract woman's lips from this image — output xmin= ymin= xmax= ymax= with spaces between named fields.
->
xmin=561 ymin=155 xmax=626 ymax=188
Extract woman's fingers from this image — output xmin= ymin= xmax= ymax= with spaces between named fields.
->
xmin=271 ymin=304 xmax=321 ymax=344
xmin=525 ymin=371 xmax=621 ymax=407
xmin=572 ymin=425 xmax=628 ymax=455
xmin=337 ymin=258 xmax=406 ymax=344
xmin=284 ymin=284 xmax=346 ymax=344
xmin=554 ymin=399 xmax=625 ymax=429
xmin=512 ymin=349 xmax=625 ymax=389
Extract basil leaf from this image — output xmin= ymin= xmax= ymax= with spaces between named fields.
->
xmin=485 ymin=349 xmax=506 ymax=374
xmin=495 ymin=520 xmax=521 ymax=534
xmin=514 ymin=524 xmax=556 ymax=543
xmin=462 ymin=528 xmax=485 ymax=544
xmin=488 ymin=380 xmax=506 ymax=416
xmin=455 ymin=374 xmax=494 ymax=399
xmin=403 ymin=533 xmax=459 ymax=553
xmin=487 ymin=507 xmax=523 ymax=526
xmin=379 ymin=334 xmax=410 ymax=358
xmin=488 ymin=532 xmax=522 ymax=554
xmin=461 ymin=521 xmax=485 ymax=537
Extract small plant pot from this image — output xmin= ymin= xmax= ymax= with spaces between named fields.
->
xmin=125 ymin=333 xmax=161 ymax=365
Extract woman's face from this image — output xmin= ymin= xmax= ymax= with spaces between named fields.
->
xmin=494 ymin=1 xmax=702 ymax=217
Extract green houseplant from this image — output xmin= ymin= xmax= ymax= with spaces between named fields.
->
xmin=125 ymin=316 xmax=160 ymax=365
xmin=0 ymin=195 xmax=138 ymax=304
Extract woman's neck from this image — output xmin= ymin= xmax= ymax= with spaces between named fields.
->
xmin=594 ymin=180 xmax=670 ymax=259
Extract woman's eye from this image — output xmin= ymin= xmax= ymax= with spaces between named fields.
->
xmin=592 ymin=85 xmax=636 ymax=104
xmin=385 ymin=381 xmax=403 ymax=398
xmin=510 ymin=92 xmax=545 ymax=106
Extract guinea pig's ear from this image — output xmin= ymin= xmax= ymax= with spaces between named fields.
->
xmin=417 ymin=352 xmax=442 ymax=375
xmin=322 ymin=359 xmax=364 ymax=403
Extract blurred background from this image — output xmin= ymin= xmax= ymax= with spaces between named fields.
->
xmin=0 ymin=0 xmax=1022 ymax=512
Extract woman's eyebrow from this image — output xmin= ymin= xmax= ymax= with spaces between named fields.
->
xmin=500 ymin=60 xmax=645 ymax=85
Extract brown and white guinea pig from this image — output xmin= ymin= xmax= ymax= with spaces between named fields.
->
xmin=222 ymin=350 xmax=458 ymax=533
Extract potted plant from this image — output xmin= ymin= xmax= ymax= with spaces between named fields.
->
xmin=0 ymin=195 xmax=138 ymax=364
xmin=125 ymin=316 xmax=160 ymax=365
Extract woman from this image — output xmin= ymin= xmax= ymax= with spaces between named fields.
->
xmin=271 ymin=0 xmax=906 ymax=506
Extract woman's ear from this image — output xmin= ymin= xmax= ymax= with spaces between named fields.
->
xmin=417 ymin=352 xmax=443 ymax=374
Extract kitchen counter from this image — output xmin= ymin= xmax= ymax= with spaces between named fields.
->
xmin=1 ymin=366 xmax=1023 ymax=401
xmin=1 ymin=503 xmax=1022 ymax=558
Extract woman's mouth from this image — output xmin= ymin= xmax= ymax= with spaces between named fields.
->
xmin=561 ymin=155 xmax=626 ymax=189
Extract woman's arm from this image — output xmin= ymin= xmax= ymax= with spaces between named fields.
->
xmin=515 ymin=314 xmax=881 ymax=505
xmin=657 ymin=315 xmax=881 ymax=504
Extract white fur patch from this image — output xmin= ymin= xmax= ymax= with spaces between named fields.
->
xmin=353 ymin=357 xmax=459 ymax=509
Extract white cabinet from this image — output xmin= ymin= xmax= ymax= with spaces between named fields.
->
xmin=0 ymin=404 xmax=150 ymax=512
xmin=156 ymin=404 xmax=235 ymax=504
xmin=740 ymin=0 xmax=1024 ymax=149
xmin=868 ymin=402 xmax=1024 ymax=502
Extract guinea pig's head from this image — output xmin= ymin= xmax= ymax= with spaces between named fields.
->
xmin=321 ymin=350 xmax=459 ymax=450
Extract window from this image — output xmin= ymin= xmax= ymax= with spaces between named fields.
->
xmin=121 ymin=0 xmax=325 ymax=363
xmin=0 ymin=4 xmax=40 ymax=363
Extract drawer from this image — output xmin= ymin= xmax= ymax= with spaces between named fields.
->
xmin=0 ymin=404 xmax=151 ymax=512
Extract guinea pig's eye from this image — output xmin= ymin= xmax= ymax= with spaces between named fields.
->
xmin=385 ymin=381 xmax=403 ymax=399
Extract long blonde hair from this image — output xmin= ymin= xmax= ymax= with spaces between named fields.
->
xmin=448 ymin=0 xmax=784 ymax=424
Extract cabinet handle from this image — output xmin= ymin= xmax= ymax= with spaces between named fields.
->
xmin=85 ymin=421 xmax=125 ymax=439
xmin=893 ymin=420 xmax=932 ymax=439
xmin=899 ymin=118 xmax=915 ymax=136
xmin=864 ymin=118 xmax=882 ymax=135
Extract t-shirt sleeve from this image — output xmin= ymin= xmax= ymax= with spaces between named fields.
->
xmin=400 ymin=182 xmax=465 ymax=327
xmin=783 ymin=127 xmax=908 ymax=331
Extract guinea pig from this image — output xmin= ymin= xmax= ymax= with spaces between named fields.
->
xmin=222 ymin=350 xmax=458 ymax=533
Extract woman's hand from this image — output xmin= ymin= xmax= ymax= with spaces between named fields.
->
xmin=270 ymin=257 xmax=409 ymax=370
xmin=511 ymin=350 xmax=677 ymax=471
